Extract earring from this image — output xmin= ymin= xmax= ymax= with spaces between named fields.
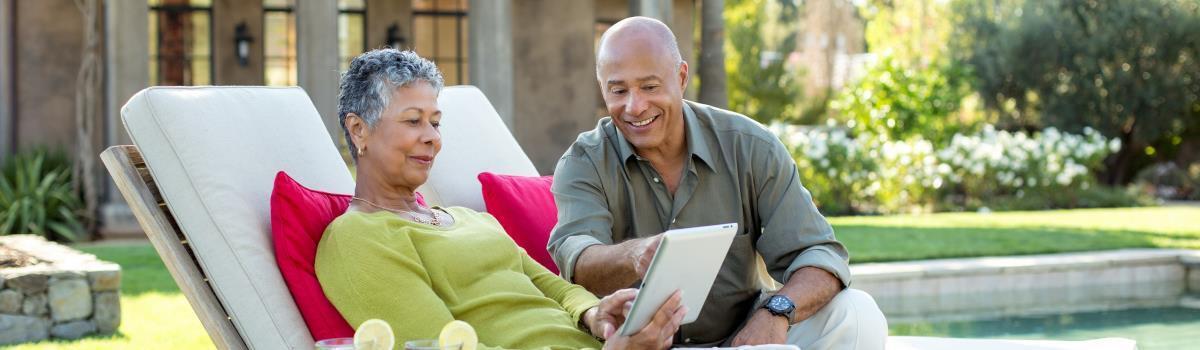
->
xmin=358 ymin=147 xmax=365 ymax=157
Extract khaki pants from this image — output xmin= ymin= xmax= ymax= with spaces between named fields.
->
xmin=784 ymin=289 xmax=887 ymax=350
xmin=711 ymin=289 xmax=887 ymax=350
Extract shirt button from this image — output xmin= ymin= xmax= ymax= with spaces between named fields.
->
xmin=685 ymin=338 xmax=692 ymax=343
xmin=671 ymin=218 xmax=677 ymax=224
xmin=653 ymin=177 xmax=661 ymax=183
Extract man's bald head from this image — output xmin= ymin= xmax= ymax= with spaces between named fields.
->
xmin=596 ymin=16 xmax=683 ymax=76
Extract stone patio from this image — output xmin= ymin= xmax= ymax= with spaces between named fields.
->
xmin=0 ymin=235 xmax=121 ymax=345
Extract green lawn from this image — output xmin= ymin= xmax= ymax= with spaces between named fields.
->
xmin=8 ymin=206 xmax=1197 ymax=349
xmin=835 ymin=206 xmax=1200 ymax=263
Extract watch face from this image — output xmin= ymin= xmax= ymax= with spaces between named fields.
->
xmin=767 ymin=295 xmax=794 ymax=313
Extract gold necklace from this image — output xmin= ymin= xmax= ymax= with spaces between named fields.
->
xmin=352 ymin=196 xmax=445 ymax=226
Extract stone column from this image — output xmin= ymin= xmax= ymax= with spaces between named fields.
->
xmin=212 ymin=0 xmax=264 ymax=85
xmin=468 ymin=0 xmax=514 ymax=128
xmin=296 ymin=0 xmax=341 ymax=142
xmin=366 ymin=0 xmax=412 ymax=51
xmin=511 ymin=0 xmax=597 ymax=174
xmin=104 ymin=1 xmax=147 ymax=150
xmin=100 ymin=0 xmax=150 ymax=237
xmin=0 ymin=0 xmax=11 ymax=158
xmin=673 ymin=0 xmax=697 ymax=100
xmin=630 ymin=0 xmax=672 ymax=23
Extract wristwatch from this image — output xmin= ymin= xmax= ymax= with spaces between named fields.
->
xmin=762 ymin=295 xmax=796 ymax=322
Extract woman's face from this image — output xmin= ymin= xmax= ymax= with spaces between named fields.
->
xmin=352 ymin=83 xmax=442 ymax=191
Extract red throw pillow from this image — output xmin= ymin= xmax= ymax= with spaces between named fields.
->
xmin=271 ymin=171 xmax=425 ymax=340
xmin=270 ymin=171 xmax=354 ymax=340
xmin=477 ymin=172 xmax=560 ymax=274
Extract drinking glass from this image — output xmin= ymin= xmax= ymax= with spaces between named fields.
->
xmin=404 ymin=339 xmax=462 ymax=350
xmin=314 ymin=337 xmax=356 ymax=350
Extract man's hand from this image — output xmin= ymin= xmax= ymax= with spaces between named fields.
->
xmin=730 ymin=309 xmax=790 ymax=346
xmin=732 ymin=267 xmax=843 ymax=346
xmin=601 ymin=290 xmax=687 ymax=350
xmin=574 ymin=234 xmax=663 ymax=296
xmin=629 ymin=235 xmax=663 ymax=278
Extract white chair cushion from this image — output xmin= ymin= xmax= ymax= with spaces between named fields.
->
xmin=418 ymin=86 xmax=539 ymax=212
xmin=122 ymin=86 xmax=354 ymax=349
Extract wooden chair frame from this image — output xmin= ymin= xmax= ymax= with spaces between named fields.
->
xmin=101 ymin=145 xmax=247 ymax=350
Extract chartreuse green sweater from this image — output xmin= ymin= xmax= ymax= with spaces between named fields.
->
xmin=315 ymin=207 xmax=603 ymax=350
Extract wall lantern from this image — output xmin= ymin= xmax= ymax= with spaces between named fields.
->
xmin=234 ymin=22 xmax=254 ymax=66
xmin=386 ymin=23 xmax=407 ymax=49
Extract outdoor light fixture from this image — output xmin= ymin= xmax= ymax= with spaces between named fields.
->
xmin=234 ymin=22 xmax=253 ymax=66
xmin=386 ymin=23 xmax=407 ymax=49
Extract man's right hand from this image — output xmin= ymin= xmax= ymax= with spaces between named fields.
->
xmin=575 ymin=234 xmax=664 ymax=296
xmin=629 ymin=234 xmax=663 ymax=278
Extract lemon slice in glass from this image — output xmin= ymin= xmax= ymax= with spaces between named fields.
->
xmin=354 ymin=319 xmax=395 ymax=350
xmin=438 ymin=320 xmax=478 ymax=350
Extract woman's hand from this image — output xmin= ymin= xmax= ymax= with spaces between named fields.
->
xmin=599 ymin=290 xmax=686 ymax=350
xmin=584 ymin=288 xmax=636 ymax=339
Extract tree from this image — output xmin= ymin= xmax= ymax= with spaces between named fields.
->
xmin=724 ymin=0 xmax=804 ymax=123
xmin=74 ymin=0 xmax=101 ymax=236
xmin=858 ymin=0 xmax=956 ymax=68
xmin=830 ymin=54 xmax=974 ymax=144
xmin=698 ymin=0 xmax=728 ymax=108
xmin=955 ymin=0 xmax=1200 ymax=184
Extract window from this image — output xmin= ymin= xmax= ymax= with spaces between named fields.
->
xmin=338 ymin=0 xmax=366 ymax=72
xmin=413 ymin=0 xmax=468 ymax=84
xmin=263 ymin=0 xmax=297 ymax=86
xmin=148 ymin=0 xmax=213 ymax=86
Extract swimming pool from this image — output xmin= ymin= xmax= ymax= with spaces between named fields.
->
xmin=889 ymin=300 xmax=1200 ymax=349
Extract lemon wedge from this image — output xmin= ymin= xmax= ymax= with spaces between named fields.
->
xmin=438 ymin=320 xmax=478 ymax=350
xmin=354 ymin=319 xmax=395 ymax=350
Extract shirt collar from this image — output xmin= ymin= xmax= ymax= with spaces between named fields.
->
xmin=613 ymin=101 xmax=716 ymax=170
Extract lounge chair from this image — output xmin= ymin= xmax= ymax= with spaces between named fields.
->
xmin=100 ymin=84 xmax=537 ymax=349
xmin=101 ymin=86 xmax=1135 ymax=349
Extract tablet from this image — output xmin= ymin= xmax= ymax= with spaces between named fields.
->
xmin=617 ymin=223 xmax=738 ymax=336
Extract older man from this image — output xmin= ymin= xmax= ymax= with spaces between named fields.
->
xmin=548 ymin=17 xmax=887 ymax=349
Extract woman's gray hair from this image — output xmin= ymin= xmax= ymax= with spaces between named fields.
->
xmin=337 ymin=49 xmax=444 ymax=162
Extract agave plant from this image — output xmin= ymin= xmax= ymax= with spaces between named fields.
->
xmin=0 ymin=149 xmax=84 ymax=242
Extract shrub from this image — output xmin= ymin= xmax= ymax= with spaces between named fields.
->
xmin=937 ymin=125 xmax=1117 ymax=207
xmin=0 ymin=148 xmax=85 ymax=242
xmin=1131 ymin=162 xmax=1198 ymax=200
xmin=830 ymin=54 xmax=976 ymax=145
xmin=774 ymin=123 xmax=1133 ymax=215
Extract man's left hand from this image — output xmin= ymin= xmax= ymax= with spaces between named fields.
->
xmin=730 ymin=309 xmax=790 ymax=346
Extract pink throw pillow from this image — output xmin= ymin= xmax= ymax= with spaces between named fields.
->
xmin=477 ymin=172 xmax=560 ymax=274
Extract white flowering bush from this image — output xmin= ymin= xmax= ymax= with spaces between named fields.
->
xmin=773 ymin=123 xmax=877 ymax=214
xmin=938 ymin=125 xmax=1118 ymax=200
xmin=773 ymin=122 xmax=1124 ymax=215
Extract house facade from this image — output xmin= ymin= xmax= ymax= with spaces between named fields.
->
xmin=0 ymin=0 xmax=699 ymax=237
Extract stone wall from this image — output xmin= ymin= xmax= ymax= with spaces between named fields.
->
xmin=0 ymin=235 xmax=120 ymax=345
xmin=11 ymin=0 xmax=91 ymax=153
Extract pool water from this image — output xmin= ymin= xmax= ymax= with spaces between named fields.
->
xmin=890 ymin=306 xmax=1200 ymax=350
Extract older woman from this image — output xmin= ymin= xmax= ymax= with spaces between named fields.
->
xmin=315 ymin=49 xmax=683 ymax=350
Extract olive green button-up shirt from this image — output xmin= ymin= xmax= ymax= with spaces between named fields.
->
xmin=548 ymin=100 xmax=851 ymax=345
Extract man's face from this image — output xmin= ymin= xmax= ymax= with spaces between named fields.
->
xmin=597 ymin=42 xmax=688 ymax=153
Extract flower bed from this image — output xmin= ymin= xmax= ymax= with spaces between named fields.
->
xmin=772 ymin=123 xmax=1127 ymax=214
